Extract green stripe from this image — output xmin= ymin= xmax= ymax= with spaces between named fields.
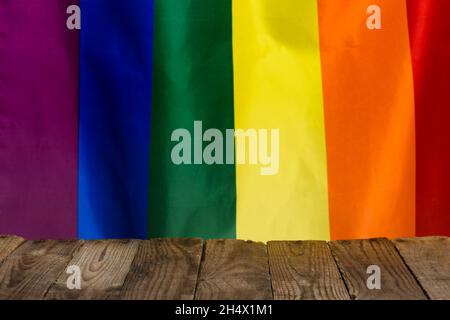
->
xmin=148 ymin=0 xmax=236 ymax=238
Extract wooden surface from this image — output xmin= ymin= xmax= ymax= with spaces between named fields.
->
xmin=394 ymin=237 xmax=450 ymax=300
xmin=195 ymin=239 xmax=272 ymax=300
xmin=268 ymin=241 xmax=349 ymax=300
xmin=0 ymin=236 xmax=24 ymax=264
xmin=121 ymin=238 xmax=203 ymax=300
xmin=0 ymin=235 xmax=448 ymax=300
xmin=0 ymin=240 xmax=80 ymax=299
xmin=329 ymin=238 xmax=426 ymax=300
xmin=46 ymin=240 xmax=139 ymax=300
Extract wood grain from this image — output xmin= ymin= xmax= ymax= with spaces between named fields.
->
xmin=0 ymin=235 xmax=25 ymax=264
xmin=268 ymin=241 xmax=350 ymax=300
xmin=329 ymin=238 xmax=426 ymax=300
xmin=0 ymin=240 xmax=81 ymax=299
xmin=45 ymin=240 xmax=139 ymax=299
xmin=120 ymin=238 xmax=203 ymax=300
xmin=394 ymin=237 xmax=450 ymax=300
xmin=195 ymin=239 xmax=272 ymax=300
xmin=0 ymin=236 xmax=447 ymax=300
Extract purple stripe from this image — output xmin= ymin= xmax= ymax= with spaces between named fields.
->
xmin=0 ymin=0 xmax=79 ymax=239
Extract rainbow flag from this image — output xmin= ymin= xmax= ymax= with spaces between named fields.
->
xmin=0 ymin=0 xmax=449 ymax=241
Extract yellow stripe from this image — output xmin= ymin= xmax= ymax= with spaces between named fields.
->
xmin=233 ymin=0 xmax=330 ymax=241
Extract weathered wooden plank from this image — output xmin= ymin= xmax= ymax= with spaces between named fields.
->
xmin=0 ymin=235 xmax=25 ymax=264
xmin=45 ymin=240 xmax=139 ymax=300
xmin=120 ymin=238 xmax=203 ymax=300
xmin=329 ymin=238 xmax=426 ymax=300
xmin=195 ymin=239 xmax=272 ymax=300
xmin=268 ymin=241 xmax=350 ymax=300
xmin=0 ymin=240 xmax=81 ymax=299
xmin=394 ymin=237 xmax=450 ymax=300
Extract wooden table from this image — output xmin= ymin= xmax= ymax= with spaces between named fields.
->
xmin=0 ymin=236 xmax=448 ymax=300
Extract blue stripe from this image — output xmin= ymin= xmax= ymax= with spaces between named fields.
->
xmin=78 ymin=0 xmax=153 ymax=239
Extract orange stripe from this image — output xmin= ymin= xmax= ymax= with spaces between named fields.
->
xmin=318 ymin=0 xmax=415 ymax=239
